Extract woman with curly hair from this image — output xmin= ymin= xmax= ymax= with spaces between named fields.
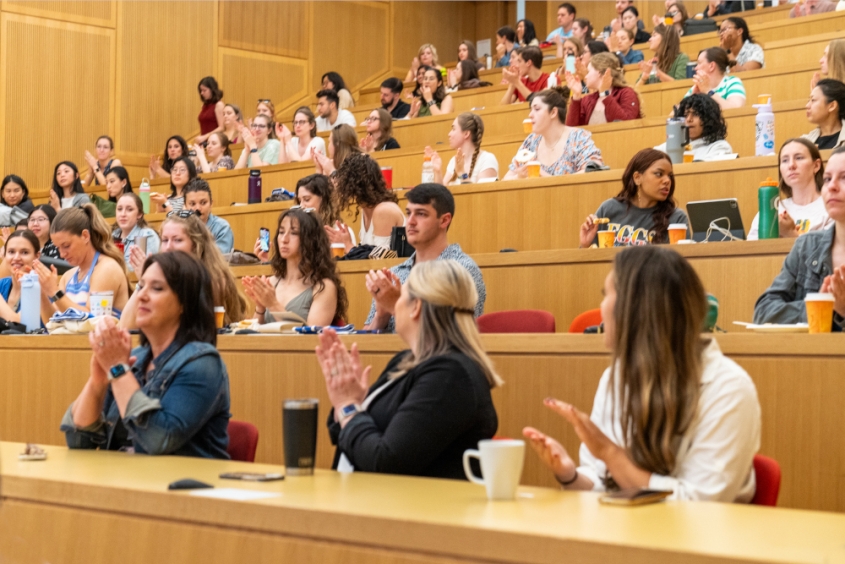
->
xmin=333 ymin=153 xmax=405 ymax=249
xmin=243 ymin=208 xmax=347 ymax=326
xmin=579 ymin=148 xmax=688 ymax=247
xmin=655 ymin=94 xmax=732 ymax=161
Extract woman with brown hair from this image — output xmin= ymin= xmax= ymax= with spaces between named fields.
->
xmin=313 ymin=124 xmax=361 ymax=175
xmin=565 ymin=52 xmax=641 ymax=126
xmin=360 ymin=108 xmax=400 ymax=153
xmin=457 ymin=40 xmax=485 ymax=71
xmin=193 ymin=132 xmax=235 ymax=173
xmin=524 ymin=245 xmax=761 ymax=502
xmin=684 ymin=47 xmax=746 ymax=110
xmin=579 ymin=148 xmax=687 ymax=247
xmin=278 ymin=106 xmax=326 ymax=163
xmin=636 ymin=24 xmax=689 ymax=85
xmin=426 ymin=112 xmax=498 ymax=185
xmin=243 ymin=208 xmax=347 ymax=326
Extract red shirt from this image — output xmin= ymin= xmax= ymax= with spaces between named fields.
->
xmin=198 ymin=101 xmax=218 ymax=135
xmin=516 ymin=72 xmax=550 ymax=102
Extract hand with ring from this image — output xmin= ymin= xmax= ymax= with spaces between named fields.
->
xmin=315 ymin=329 xmax=370 ymax=418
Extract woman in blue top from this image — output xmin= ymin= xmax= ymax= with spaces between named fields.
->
xmin=32 ymin=204 xmax=129 ymax=323
xmin=112 ymin=192 xmax=160 ymax=272
xmin=61 ymin=251 xmax=231 ymax=458
xmin=0 ymin=230 xmax=40 ymax=321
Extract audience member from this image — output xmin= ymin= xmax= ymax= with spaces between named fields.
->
xmin=700 ymin=0 xmax=754 ymax=18
xmin=33 ymin=204 xmax=129 ymax=321
xmin=222 ymin=103 xmax=242 ymax=144
xmin=113 ymin=192 xmax=160 ymax=272
xmin=754 ymin=145 xmax=845 ymax=326
xmin=149 ymin=135 xmax=188 ymax=180
xmin=790 ymin=0 xmax=836 ymax=18
xmin=193 ymin=133 xmax=235 ymax=173
xmin=426 ymin=113 xmax=498 ymax=185
xmin=315 ymin=89 xmax=357 ymax=132
xmin=501 ymin=46 xmax=550 ymax=104
xmin=655 ymin=94 xmax=732 ymax=160
xmin=195 ymin=77 xmax=225 ymax=144
xmin=0 ymin=174 xmax=33 ymax=227
xmin=813 ymin=39 xmax=845 ymax=90
xmin=279 ymin=173 xmax=359 ymax=254
xmin=380 ymin=78 xmax=411 ymax=119
xmin=361 ymin=108 xmax=401 ymax=153
xmin=0 ymin=230 xmax=40 ymax=319
xmin=565 ymin=53 xmax=641 ymax=126
xmin=256 ymin=99 xmax=278 ymax=139
xmin=556 ymin=36 xmax=584 ymax=60
xmin=622 ymin=6 xmax=650 ymax=44
xmin=504 ymin=87 xmax=604 ymax=179
xmin=314 ymin=124 xmax=361 ymax=175
xmin=150 ymin=156 xmax=196 ymax=215
xmin=457 ymin=40 xmax=486 ymax=71
xmin=62 ymin=252 xmax=231 ymax=458
xmin=278 ymin=107 xmax=327 ymax=163
xmin=404 ymin=43 xmax=444 ymax=82
xmin=607 ymin=0 xmax=636 ymax=33
xmin=525 ymin=246 xmax=760 ymax=501
xmin=580 ymin=149 xmax=687 ymax=247
xmin=748 ymin=139 xmax=831 ymax=240
xmin=243 ymin=208 xmax=346 ymax=326
xmin=495 ymin=26 xmax=518 ymax=68
xmin=613 ymin=28 xmax=644 ymax=65
xmin=27 ymin=204 xmax=60 ymax=260
xmin=636 ymin=24 xmax=688 ymax=85
xmin=90 ymin=166 xmax=133 ymax=219
xmin=572 ymin=18 xmax=593 ymax=45
xmin=234 ymin=115 xmax=281 ymax=168
xmin=684 ymin=47 xmax=746 ymax=110
xmin=364 ymin=184 xmax=485 ymax=333
xmin=548 ymin=3 xmax=576 ymax=42
xmin=517 ymin=19 xmax=539 ymax=47
xmin=334 ymin=152 xmax=404 ymax=250
xmin=184 ymin=178 xmax=233 ymax=255
xmin=720 ymin=17 xmax=763 ymax=72
xmin=448 ymin=60 xmax=485 ymax=91
xmin=50 ymin=161 xmax=88 ymax=211
xmin=409 ymin=67 xmax=454 ymax=117
xmin=319 ymin=259 xmax=500 ymax=478
xmin=804 ymin=79 xmax=845 ymax=149
xmin=321 ymin=71 xmax=355 ymax=111
xmin=667 ymin=2 xmax=689 ymax=36
xmin=82 ymin=136 xmax=122 ymax=187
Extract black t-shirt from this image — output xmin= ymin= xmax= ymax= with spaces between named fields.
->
xmin=387 ymin=100 xmax=410 ymax=119
xmin=378 ymin=137 xmax=401 ymax=151
xmin=816 ymin=132 xmax=840 ymax=150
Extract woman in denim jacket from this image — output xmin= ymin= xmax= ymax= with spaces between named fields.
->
xmin=754 ymin=146 xmax=845 ymax=330
xmin=61 ymin=251 xmax=231 ymax=458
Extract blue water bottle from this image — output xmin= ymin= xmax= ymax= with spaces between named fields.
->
xmin=19 ymin=272 xmax=40 ymax=332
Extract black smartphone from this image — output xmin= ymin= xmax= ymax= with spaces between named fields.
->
xmin=219 ymin=472 xmax=284 ymax=482
xmin=259 ymin=227 xmax=270 ymax=252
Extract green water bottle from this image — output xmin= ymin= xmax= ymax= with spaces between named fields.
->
xmin=758 ymin=177 xmax=779 ymax=239
xmin=704 ymin=294 xmax=719 ymax=332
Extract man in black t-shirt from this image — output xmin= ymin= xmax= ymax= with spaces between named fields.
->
xmin=380 ymin=77 xmax=410 ymax=119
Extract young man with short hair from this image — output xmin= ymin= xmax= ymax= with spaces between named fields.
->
xmin=380 ymin=78 xmax=411 ymax=119
xmin=363 ymin=183 xmax=485 ymax=332
xmin=315 ymin=89 xmax=357 ymax=132
xmin=495 ymin=26 xmax=517 ymax=68
xmin=501 ymin=46 xmax=550 ymax=104
xmin=184 ymin=178 xmax=234 ymax=254
xmin=546 ymin=3 xmax=576 ymax=42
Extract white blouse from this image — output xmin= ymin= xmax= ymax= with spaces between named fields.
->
xmin=287 ymin=136 xmax=326 ymax=161
xmin=577 ymin=340 xmax=761 ymax=502
xmin=445 ymin=150 xmax=499 ymax=184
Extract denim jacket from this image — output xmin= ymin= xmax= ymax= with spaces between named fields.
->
xmin=61 ymin=340 xmax=231 ymax=458
xmin=753 ymin=227 xmax=844 ymax=329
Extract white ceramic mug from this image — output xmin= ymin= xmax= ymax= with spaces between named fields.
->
xmin=463 ymin=439 xmax=525 ymax=500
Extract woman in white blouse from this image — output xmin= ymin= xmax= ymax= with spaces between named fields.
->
xmin=524 ymin=246 xmax=761 ymax=502
xmin=426 ymin=113 xmax=498 ymax=185
xmin=277 ymin=106 xmax=326 ymax=163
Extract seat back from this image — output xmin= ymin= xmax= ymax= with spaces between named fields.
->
xmin=568 ymin=308 xmax=602 ymax=333
xmin=477 ymin=310 xmax=555 ymax=333
xmin=227 ymin=419 xmax=259 ymax=463
xmin=751 ymin=454 xmax=781 ymax=506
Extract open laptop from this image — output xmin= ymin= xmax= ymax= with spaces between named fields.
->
xmin=686 ymin=198 xmax=746 ymax=242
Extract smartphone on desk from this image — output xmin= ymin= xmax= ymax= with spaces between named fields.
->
xmin=599 ymin=488 xmax=672 ymax=506
xmin=220 ymin=472 xmax=284 ymax=482
xmin=259 ymin=227 xmax=270 ymax=252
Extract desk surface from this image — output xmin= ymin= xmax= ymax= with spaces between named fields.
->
xmin=2 ymin=442 xmax=844 ymax=564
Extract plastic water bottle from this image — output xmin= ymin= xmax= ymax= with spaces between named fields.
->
xmin=248 ymin=169 xmax=262 ymax=204
xmin=19 ymin=272 xmax=40 ymax=332
xmin=421 ymin=156 xmax=435 ymax=184
xmin=754 ymin=102 xmax=775 ymax=156
xmin=139 ymin=177 xmax=150 ymax=214
xmin=650 ymin=60 xmax=657 ymax=77
xmin=758 ymin=177 xmax=780 ymax=239
xmin=547 ymin=73 xmax=558 ymax=88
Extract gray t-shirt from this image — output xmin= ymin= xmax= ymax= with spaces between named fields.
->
xmin=593 ymin=198 xmax=689 ymax=246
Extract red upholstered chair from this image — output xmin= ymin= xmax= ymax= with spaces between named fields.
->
xmin=227 ymin=419 xmax=259 ymax=463
xmin=477 ymin=310 xmax=556 ymax=333
xmin=568 ymin=308 xmax=602 ymax=333
xmin=751 ymin=454 xmax=781 ymax=506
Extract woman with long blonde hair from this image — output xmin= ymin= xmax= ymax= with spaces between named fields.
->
xmin=813 ymin=39 xmax=845 ymax=90
xmin=524 ymin=246 xmax=761 ymax=502
xmin=315 ymin=259 xmax=501 ymax=479
xmin=404 ymin=43 xmax=444 ymax=82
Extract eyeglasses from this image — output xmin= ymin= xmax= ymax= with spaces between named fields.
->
xmin=292 ymin=120 xmax=309 ymax=126
xmin=251 ymin=123 xmax=268 ymax=129
xmin=171 ymin=167 xmax=189 ymax=174
xmin=668 ymin=10 xmax=679 ymax=16
xmin=719 ymin=26 xmax=736 ymax=34
xmin=364 ymin=116 xmax=380 ymax=123
xmin=176 ymin=209 xmax=201 ymax=219
xmin=28 ymin=216 xmax=48 ymax=224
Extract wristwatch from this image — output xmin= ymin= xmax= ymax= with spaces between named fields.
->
xmin=108 ymin=362 xmax=132 ymax=382
xmin=427 ymin=99 xmax=437 ymax=107
xmin=49 ymin=289 xmax=65 ymax=304
xmin=250 ymin=148 xmax=258 ymax=153
xmin=338 ymin=403 xmax=362 ymax=423
xmin=600 ymin=89 xmax=610 ymax=98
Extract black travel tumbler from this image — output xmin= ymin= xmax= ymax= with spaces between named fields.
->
xmin=282 ymin=398 xmax=319 ymax=475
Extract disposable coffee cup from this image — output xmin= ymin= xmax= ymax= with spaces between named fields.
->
xmin=522 ymin=119 xmax=533 ymax=134
xmin=283 ymin=398 xmax=319 ymax=476
xmin=757 ymin=93 xmax=772 ymax=105
xmin=136 ymin=235 xmax=148 ymax=255
xmin=683 ymin=151 xmax=694 ymax=163
xmin=380 ymin=166 xmax=393 ymax=190
xmin=805 ymin=293 xmax=834 ymax=333
xmin=463 ymin=439 xmax=525 ymax=500
xmin=526 ymin=161 xmax=541 ymax=178
xmin=668 ymin=223 xmax=687 ymax=245
xmin=331 ymin=243 xmax=345 ymax=259
xmin=90 ymin=291 xmax=114 ymax=317
xmin=597 ymin=230 xmax=617 ymax=248
xmin=214 ymin=306 xmax=225 ymax=329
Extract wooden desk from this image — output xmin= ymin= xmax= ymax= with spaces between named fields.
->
xmin=1 ymin=333 xmax=843 ymax=513
xmin=3 ymin=442 xmax=844 ymax=564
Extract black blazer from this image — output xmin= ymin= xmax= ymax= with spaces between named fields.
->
xmin=328 ymin=350 xmax=498 ymax=480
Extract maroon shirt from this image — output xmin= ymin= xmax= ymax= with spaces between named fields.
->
xmin=198 ymin=102 xmax=218 ymax=135
xmin=566 ymin=86 xmax=641 ymax=126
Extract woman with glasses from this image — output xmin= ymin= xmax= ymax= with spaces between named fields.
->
xmin=243 ymin=207 xmax=347 ymax=326
xmin=666 ymin=2 xmax=688 ymax=37
xmin=256 ymin=99 xmax=277 ymax=139
xmin=27 ymin=204 xmax=61 ymax=260
xmin=150 ymin=156 xmax=196 ymax=216
xmin=719 ymin=17 xmax=763 ymax=72
xmin=360 ymin=108 xmax=400 ymax=153
xmin=235 ymin=114 xmax=281 ymax=168
xmin=277 ymin=106 xmax=326 ymax=164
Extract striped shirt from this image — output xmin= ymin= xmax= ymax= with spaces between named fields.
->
xmin=684 ymin=75 xmax=746 ymax=102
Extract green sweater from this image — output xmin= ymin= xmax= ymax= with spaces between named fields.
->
xmin=90 ymin=194 xmax=116 ymax=218
xmin=641 ymin=52 xmax=690 ymax=85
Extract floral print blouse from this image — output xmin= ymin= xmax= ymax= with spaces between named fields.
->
xmin=508 ymin=130 xmax=603 ymax=176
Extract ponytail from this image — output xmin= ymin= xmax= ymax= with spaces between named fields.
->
xmin=52 ymin=204 xmax=127 ymax=274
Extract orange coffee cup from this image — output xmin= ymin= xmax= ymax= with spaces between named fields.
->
xmin=331 ymin=243 xmax=345 ymax=258
xmin=597 ymin=230 xmax=616 ymax=248
xmin=668 ymin=223 xmax=687 ymax=244
xmin=805 ymin=293 xmax=834 ymax=333
xmin=683 ymin=151 xmax=694 ymax=163
xmin=527 ymin=161 xmax=541 ymax=178
xmin=214 ymin=306 xmax=225 ymax=329
xmin=522 ymin=119 xmax=533 ymax=134
xmin=757 ymin=93 xmax=772 ymax=105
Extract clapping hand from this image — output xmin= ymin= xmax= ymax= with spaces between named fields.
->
xmin=360 ymin=133 xmax=375 ymax=152
xmin=564 ymin=71 xmax=582 ymax=99
xmin=241 ymin=275 xmax=278 ymax=311
xmin=410 ymin=56 xmax=421 ymax=74
xmin=364 ymin=268 xmax=401 ymax=315
xmin=0 ymin=227 xmax=10 ymax=246
xmin=83 ymin=150 xmax=98 ymax=169
xmin=778 ymin=209 xmax=799 ymax=238
xmin=575 ymin=56 xmax=588 ymax=80
xmin=821 ymin=265 xmax=845 ymax=317
xmin=312 ymin=148 xmax=334 ymax=174
xmin=240 ymin=126 xmax=256 ymax=151
xmin=502 ymin=67 xmax=519 ymax=85
xmin=315 ymin=329 xmax=370 ymax=417
xmin=424 ymin=146 xmax=442 ymax=174
xmin=89 ymin=317 xmax=132 ymax=374
xmin=49 ymin=190 xmax=60 ymax=211
xmin=276 ymin=123 xmax=292 ymax=143
xmin=579 ymin=214 xmax=600 ymax=248
xmin=324 ymin=220 xmax=353 ymax=249
xmin=599 ymin=68 xmax=613 ymax=93
xmin=410 ymin=97 xmax=423 ymax=117
xmin=454 ymin=148 xmax=465 ymax=174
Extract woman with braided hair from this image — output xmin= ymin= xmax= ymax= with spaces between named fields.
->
xmin=425 ymin=113 xmax=499 ymax=185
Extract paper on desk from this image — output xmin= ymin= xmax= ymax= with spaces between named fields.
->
xmin=189 ymin=488 xmax=280 ymax=501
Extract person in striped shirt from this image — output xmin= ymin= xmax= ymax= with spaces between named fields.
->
xmin=683 ymin=47 xmax=746 ymax=110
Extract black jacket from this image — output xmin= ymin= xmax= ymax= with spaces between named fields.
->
xmin=328 ymin=350 xmax=498 ymax=480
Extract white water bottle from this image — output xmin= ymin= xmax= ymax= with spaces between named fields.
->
xmin=753 ymin=102 xmax=775 ymax=156
xmin=19 ymin=272 xmax=40 ymax=332
xmin=422 ymin=156 xmax=435 ymax=183
xmin=547 ymin=73 xmax=558 ymax=88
